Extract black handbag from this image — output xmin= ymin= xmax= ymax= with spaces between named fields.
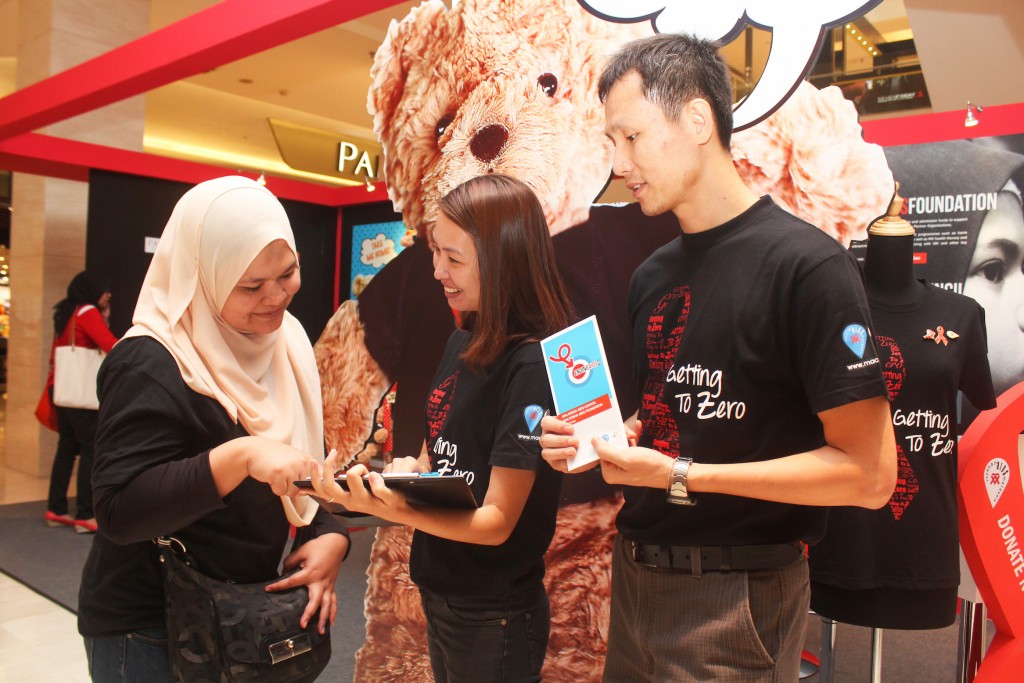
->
xmin=155 ymin=536 xmax=331 ymax=683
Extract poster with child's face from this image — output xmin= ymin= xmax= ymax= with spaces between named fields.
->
xmin=863 ymin=135 xmax=1024 ymax=401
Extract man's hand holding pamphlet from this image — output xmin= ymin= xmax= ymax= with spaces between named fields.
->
xmin=541 ymin=316 xmax=627 ymax=470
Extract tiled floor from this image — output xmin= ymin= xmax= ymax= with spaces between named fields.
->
xmin=1 ymin=460 xmax=91 ymax=682
xmin=0 ymin=572 xmax=90 ymax=682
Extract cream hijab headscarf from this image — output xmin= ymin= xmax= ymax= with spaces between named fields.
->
xmin=124 ymin=176 xmax=322 ymax=527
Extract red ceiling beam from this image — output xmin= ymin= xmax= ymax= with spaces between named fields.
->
xmin=0 ymin=0 xmax=407 ymax=141
xmin=861 ymin=101 xmax=1024 ymax=147
xmin=0 ymin=133 xmax=387 ymax=207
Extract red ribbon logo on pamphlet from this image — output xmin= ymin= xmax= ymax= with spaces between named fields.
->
xmin=549 ymin=343 xmax=601 ymax=385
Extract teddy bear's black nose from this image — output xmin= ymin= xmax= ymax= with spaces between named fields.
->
xmin=470 ymin=124 xmax=509 ymax=163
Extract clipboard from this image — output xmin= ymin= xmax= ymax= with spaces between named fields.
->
xmin=294 ymin=473 xmax=479 ymax=510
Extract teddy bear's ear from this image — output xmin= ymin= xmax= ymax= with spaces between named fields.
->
xmin=367 ymin=1 xmax=452 ymax=147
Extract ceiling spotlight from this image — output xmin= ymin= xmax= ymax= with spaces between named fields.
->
xmin=365 ymin=176 xmax=376 ymax=192
xmin=256 ymin=173 xmax=267 ymax=186
xmin=965 ymin=101 xmax=983 ymax=128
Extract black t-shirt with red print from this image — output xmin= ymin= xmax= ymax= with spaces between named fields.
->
xmin=809 ymin=284 xmax=995 ymax=592
xmin=410 ymin=330 xmax=562 ymax=597
xmin=620 ymin=197 xmax=888 ymax=547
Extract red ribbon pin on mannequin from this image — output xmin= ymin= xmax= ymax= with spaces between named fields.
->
xmin=924 ymin=325 xmax=959 ymax=346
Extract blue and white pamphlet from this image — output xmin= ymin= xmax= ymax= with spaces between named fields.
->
xmin=541 ymin=316 xmax=627 ymax=470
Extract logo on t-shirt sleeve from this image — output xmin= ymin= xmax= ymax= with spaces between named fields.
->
xmin=843 ymin=323 xmax=881 ymax=372
xmin=524 ymin=404 xmax=543 ymax=433
xmin=842 ymin=324 xmax=868 ymax=359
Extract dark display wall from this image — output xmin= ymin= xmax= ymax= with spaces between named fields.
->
xmin=85 ymin=170 xmax=338 ymax=343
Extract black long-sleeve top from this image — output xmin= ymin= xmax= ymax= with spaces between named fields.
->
xmin=78 ymin=336 xmax=347 ymax=637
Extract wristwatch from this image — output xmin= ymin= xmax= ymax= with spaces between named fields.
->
xmin=666 ymin=456 xmax=697 ymax=506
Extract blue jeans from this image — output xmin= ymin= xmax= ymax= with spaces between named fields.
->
xmin=420 ymin=585 xmax=550 ymax=683
xmin=84 ymin=627 xmax=172 ymax=683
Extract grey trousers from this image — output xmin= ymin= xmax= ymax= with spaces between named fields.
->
xmin=603 ymin=534 xmax=809 ymax=683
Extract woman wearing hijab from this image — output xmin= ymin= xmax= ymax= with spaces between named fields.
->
xmin=45 ymin=271 xmax=117 ymax=533
xmin=77 ymin=176 xmax=349 ymax=682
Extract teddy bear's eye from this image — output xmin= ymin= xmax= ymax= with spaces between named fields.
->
xmin=436 ymin=114 xmax=455 ymax=141
xmin=538 ymin=73 xmax=558 ymax=97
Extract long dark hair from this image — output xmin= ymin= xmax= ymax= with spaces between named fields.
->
xmin=437 ymin=174 xmax=573 ymax=370
xmin=53 ymin=271 xmax=109 ymax=337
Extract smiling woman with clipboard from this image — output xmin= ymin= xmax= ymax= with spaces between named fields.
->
xmin=313 ymin=174 xmax=572 ymax=683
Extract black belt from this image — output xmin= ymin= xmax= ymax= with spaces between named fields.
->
xmin=629 ymin=541 xmax=805 ymax=577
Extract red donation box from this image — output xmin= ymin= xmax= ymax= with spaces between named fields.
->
xmin=959 ymin=382 xmax=1024 ymax=680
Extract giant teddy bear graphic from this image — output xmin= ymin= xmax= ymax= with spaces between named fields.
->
xmin=313 ymin=1 xmax=894 ymax=680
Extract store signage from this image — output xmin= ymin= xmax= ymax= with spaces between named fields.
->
xmin=577 ymin=0 xmax=882 ymax=130
xmin=958 ymin=382 xmax=1024 ymax=681
xmin=339 ymin=142 xmax=379 ymax=178
xmin=268 ymin=118 xmax=381 ymax=183
xmin=842 ymin=72 xmax=931 ymax=116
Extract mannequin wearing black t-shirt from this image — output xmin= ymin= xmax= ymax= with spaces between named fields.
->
xmin=863 ymin=224 xmax=921 ymax=306
xmin=810 ymin=189 xmax=996 ymax=630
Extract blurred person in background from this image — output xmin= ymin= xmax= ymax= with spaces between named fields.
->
xmin=45 ymin=271 xmax=117 ymax=534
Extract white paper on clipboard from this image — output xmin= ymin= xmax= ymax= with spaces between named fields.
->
xmin=540 ymin=316 xmax=627 ymax=470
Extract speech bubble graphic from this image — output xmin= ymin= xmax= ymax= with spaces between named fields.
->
xmin=360 ymin=232 xmax=398 ymax=269
xmin=578 ymin=0 xmax=882 ymax=130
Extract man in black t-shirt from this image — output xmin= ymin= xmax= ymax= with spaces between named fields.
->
xmin=541 ymin=34 xmax=896 ymax=682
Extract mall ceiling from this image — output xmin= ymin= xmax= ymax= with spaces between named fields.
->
xmin=146 ymin=0 xmax=915 ymax=185
xmin=2 ymin=0 xmax=1023 ymax=189
xmin=142 ymin=0 xmax=415 ymax=184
